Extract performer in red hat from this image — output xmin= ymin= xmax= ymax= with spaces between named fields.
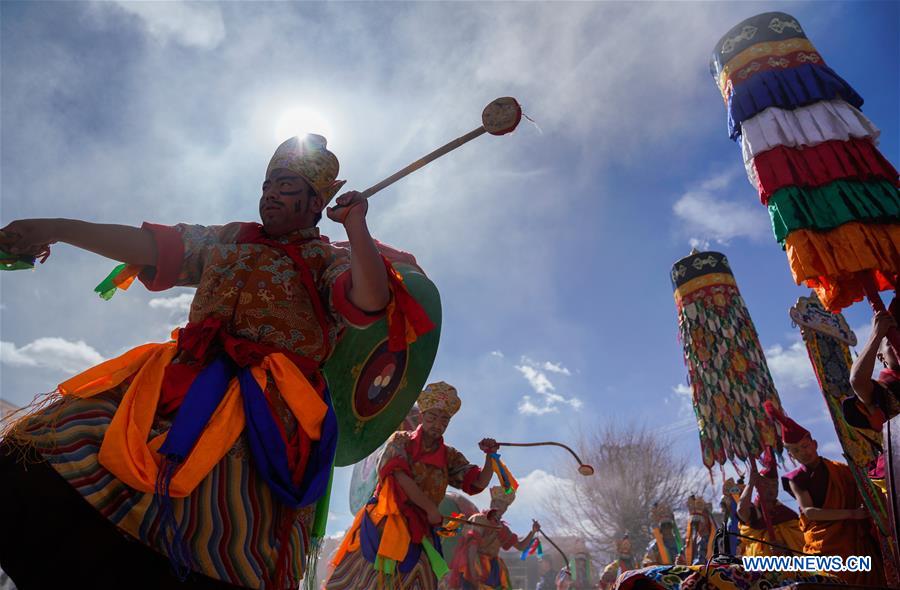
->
xmin=736 ymin=448 xmax=804 ymax=557
xmin=765 ymin=402 xmax=885 ymax=585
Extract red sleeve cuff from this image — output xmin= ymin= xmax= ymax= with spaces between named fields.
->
xmin=331 ymin=270 xmax=385 ymax=327
xmin=138 ymin=222 xmax=185 ymax=292
xmin=461 ymin=466 xmax=483 ymax=495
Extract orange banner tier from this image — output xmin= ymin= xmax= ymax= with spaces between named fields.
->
xmin=784 ymin=222 xmax=900 ymax=311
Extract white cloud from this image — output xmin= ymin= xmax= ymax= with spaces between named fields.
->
xmin=514 ymin=357 xmax=581 ymax=415
xmin=1 ymin=337 xmax=104 ymax=374
xmin=673 ymin=383 xmax=691 ymax=397
xmin=765 ymin=340 xmax=816 ymax=390
xmin=490 ymin=350 xmax=505 ymax=359
xmin=107 ymin=1 xmax=226 ymax=49
xmin=541 ymin=361 xmax=571 ymax=376
xmin=149 ymin=293 xmax=194 ymax=312
xmin=516 ymin=364 xmax=556 ymax=395
xmin=689 ymin=238 xmax=711 ymax=251
xmin=668 ymin=383 xmax=694 ymax=416
xmin=518 ymin=395 xmax=558 ymax=416
xmin=673 ymin=170 xmax=770 ymax=245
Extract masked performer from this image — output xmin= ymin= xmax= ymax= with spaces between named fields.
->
xmin=327 ymin=382 xmax=497 ymax=590
xmin=0 ymin=135 xmax=436 ymax=590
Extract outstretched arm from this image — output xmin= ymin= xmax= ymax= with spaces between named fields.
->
xmin=850 ymin=311 xmax=895 ymax=405
xmin=736 ymin=472 xmax=756 ymax=524
xmin=1 ymin=218 xmax=157 ymax=266
xmin=327 ymin=192 xmax=390 ymax=312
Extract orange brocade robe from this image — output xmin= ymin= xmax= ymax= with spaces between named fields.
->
xmin=788 ymin=458 xmax=885 ymax=586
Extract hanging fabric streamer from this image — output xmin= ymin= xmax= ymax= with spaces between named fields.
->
xmin=488 ymin=452 xmax=519 ymax=494
xmin=94 ymin=263 xmax=141 ymax=300
xmin=520 ymin=538 xmax=543 ymax=561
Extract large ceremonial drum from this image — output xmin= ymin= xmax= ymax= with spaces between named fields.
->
xmin=671 ymin=250 xmax=782 ymax=468
xmin=325 ymin=261 xmax=442 ymax=466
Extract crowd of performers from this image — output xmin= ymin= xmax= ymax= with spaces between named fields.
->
xmin=0 ymin=134 xmax=568 ymax=590
xmin=596 ymin=313 xmax=899 ymax=589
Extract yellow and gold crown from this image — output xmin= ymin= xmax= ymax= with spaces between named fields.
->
xmin=417 ymin=381 xmax=461 ymax=417
xmin=266 ymin=135 xmax=346 ymax=206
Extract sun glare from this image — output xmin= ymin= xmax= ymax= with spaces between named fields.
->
xmin=274 ymin=107 xmax=334 ymax=144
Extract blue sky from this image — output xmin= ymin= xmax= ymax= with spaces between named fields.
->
xmin=1 ymin=1 xmax=898 ymax=538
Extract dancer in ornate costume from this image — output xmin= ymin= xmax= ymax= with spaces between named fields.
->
xmin=0 ymin=135 xmax=438 ymax=590
xmin=447 ymin=486 xmax=541 ymax=590
xmin=326 ymin=382 xmax=496 ymax=590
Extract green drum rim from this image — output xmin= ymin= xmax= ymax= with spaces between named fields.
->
xmin=325 ymin=264 xmax=441 ymax=466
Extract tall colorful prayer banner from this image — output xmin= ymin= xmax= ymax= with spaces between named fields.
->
xmin=671 ymin=250 xmax=783 ymax=468
xmin=709 ymin=11 xmax=899 ymax=314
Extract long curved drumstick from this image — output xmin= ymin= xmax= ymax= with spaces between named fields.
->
xmin=497 ymin=441 xmax=595 ymax=476
xmin=330 ymin=97 xmax=522 ymax=212
xmin=443 ymin=515 xmax=502 ymax=530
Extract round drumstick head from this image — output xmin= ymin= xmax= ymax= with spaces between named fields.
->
xmin=578 ymin=464 xmax=595 ymax=476
xmin=482 ymin=97 xmax=522 ymax=136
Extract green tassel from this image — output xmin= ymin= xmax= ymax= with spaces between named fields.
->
xmin=674 ymin=527 xmax=684 ymax=554
xmin=421 ymin=538 xmax=449 ymax=580
xmin=94 ymin=263 xmax=127 ymax=300
xmin=0 ymin=249 xmax=35 ymax=271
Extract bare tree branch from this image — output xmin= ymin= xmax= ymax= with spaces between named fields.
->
xmin=543 ymin=423 xmax=694 ymax=561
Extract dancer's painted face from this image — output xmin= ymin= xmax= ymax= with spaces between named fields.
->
xmin=259 ymin=168 xmax=323 ymax=235
xmin=421 ymin=409 xmax=451 ymax=439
